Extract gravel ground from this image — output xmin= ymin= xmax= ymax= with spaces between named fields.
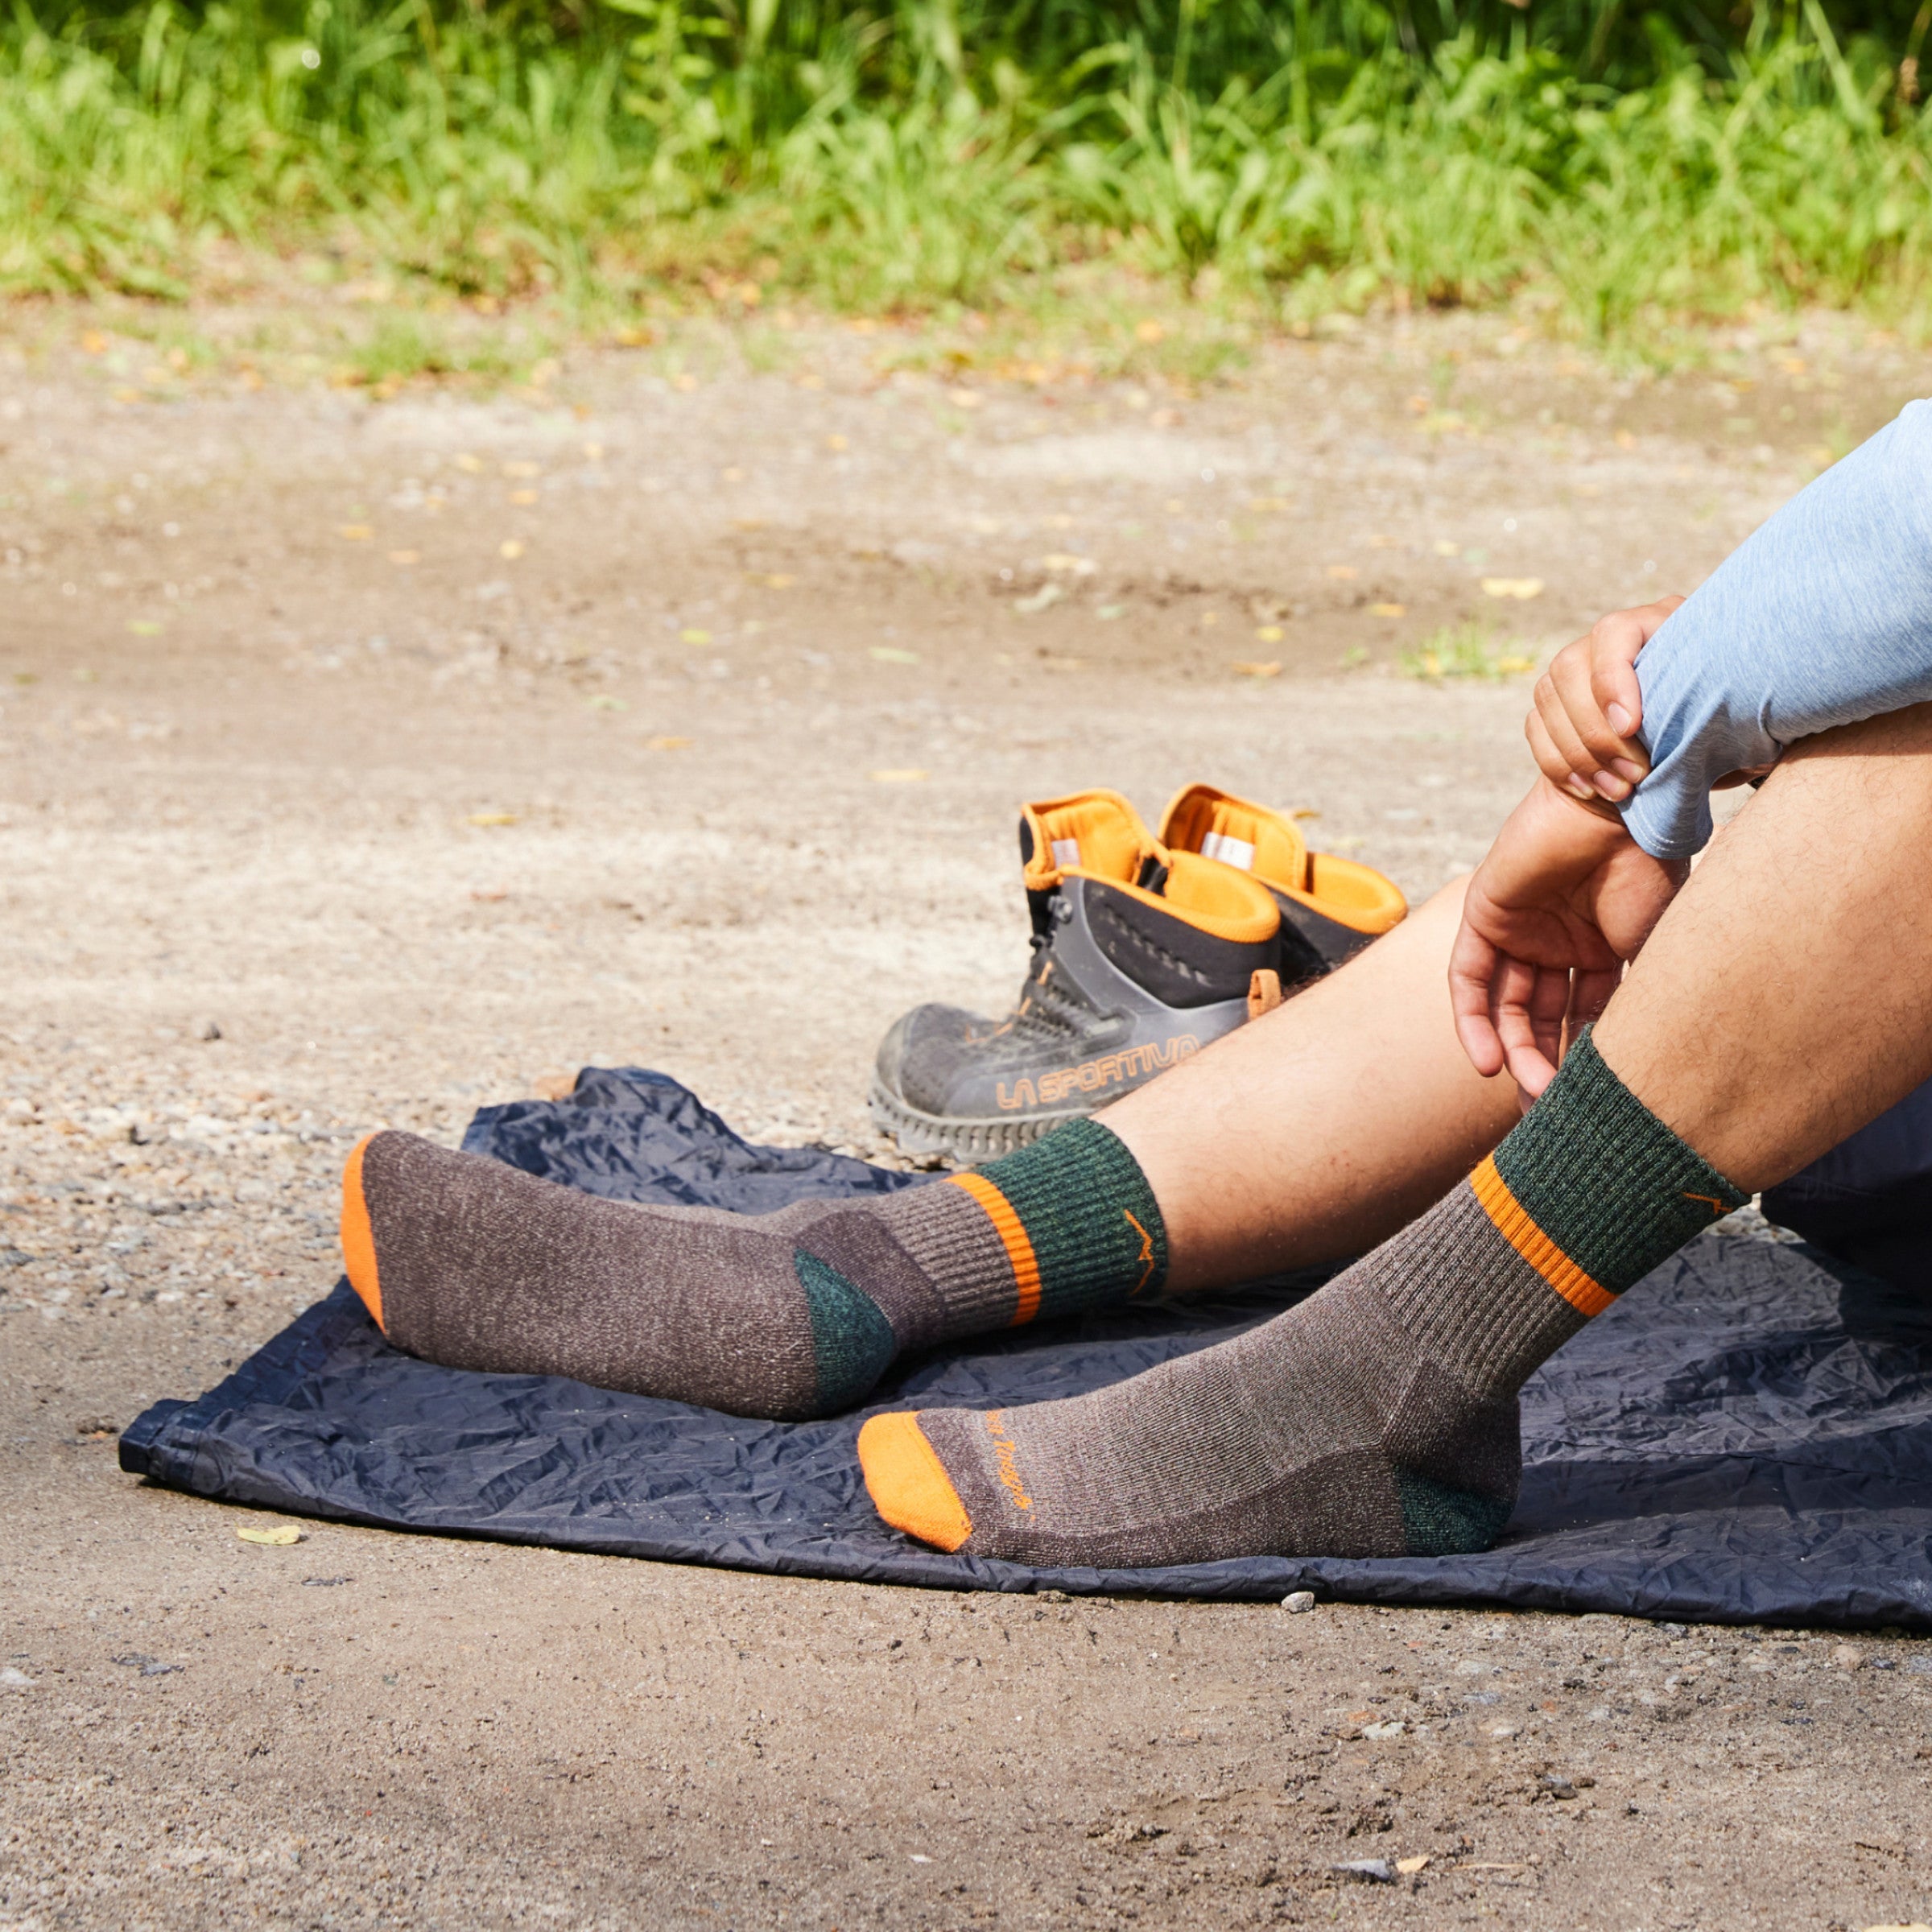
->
xmin=2 ymin=302 xmax=1930 ymax=1930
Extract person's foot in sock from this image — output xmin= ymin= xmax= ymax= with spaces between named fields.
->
xmin=339 ymin=1119 xmax=1169 ymax=1420
xmin=858 ymin=1029 xmax=1744 ymax=1563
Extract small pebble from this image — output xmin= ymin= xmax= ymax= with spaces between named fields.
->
xmin=1539 ymin=1773 xmax=1577 ymax=1799
xmin=1832 ymin=1644 xmax=1866 ymax=1670
xmin=1332 ymin=1859 xmax=1394 ymax=1884
xmin=1282 ymin=1591 xmax=1315 ymax=1614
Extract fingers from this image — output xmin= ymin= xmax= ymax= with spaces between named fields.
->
xmin=1492 ymin=956 xmax=1569 ymax=1101
xmin=1592 ymin=593 xmax=1682 ymax=740
xmin=1523 ymin=599 xmax=1686 ymax=806
xmin=1529 ymin=675 xmax=1606 ymax=801
xmin=1550 ymin=627 xmax=1648 ymax=799
xmin=1448 ymin=915 xmax=1507 ymax=1078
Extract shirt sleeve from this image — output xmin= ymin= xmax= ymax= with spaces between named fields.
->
xmin=1621 ymin=398 xmax=1932 ymax=860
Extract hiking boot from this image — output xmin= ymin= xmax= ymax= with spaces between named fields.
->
xmin=870 ymin=790 xmax=1284 ymax=1162
xmin=1158 ymin=782 xmax=1406 ymax=983
xmin=871 ymin=786 xmax=1410 ymax=1162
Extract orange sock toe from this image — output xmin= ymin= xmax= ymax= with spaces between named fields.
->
xmin=340 ymin=1133 xmax=385 ymax=1330
xmin=857 ymin=1411 xmax=972 ymax=1551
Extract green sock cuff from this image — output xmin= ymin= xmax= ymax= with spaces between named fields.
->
xmin=1492 ymin=1026 xmax=1746 ymax=1294
xmin=977 ymin=1117 xmax=1168 ymax=1319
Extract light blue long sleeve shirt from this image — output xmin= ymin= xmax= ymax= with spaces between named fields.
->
xmin=1623 ymin=398 xmax=1932 ymax=860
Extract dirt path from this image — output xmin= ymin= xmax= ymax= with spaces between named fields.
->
xmin=2 ymin=305 xmax=1930 ymax=1930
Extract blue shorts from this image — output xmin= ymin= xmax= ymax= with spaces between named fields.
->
xmin=1761 ymin=1078 xmax=1932 ymax=1287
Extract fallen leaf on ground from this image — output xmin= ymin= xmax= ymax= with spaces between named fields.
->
xmin=1481 ymin=576 xmax=1544 ymax=600
xmin=237 ymin=1525 xmax=304 ymax=1546
xmin=339 ymin=525 xmax=374 ymax=541
xmin=1013 ymin=584 xmax=1063 ymax=614
xmin=1232 ymin=660 xmax=1282 ymax=678
xmin=869 ymin=768 xmax=928 ymax=783
xmin=1253 ymin=625 xmax=1284 ymax=643
xmin=533 ymin=1073 xmax=576 ymax=1100
xmin=500 ymin=539 xmax=525 ymax=560
xmin=1327 ymin=564 xmax=1359 ymax=580
xmin=467 ymin=812 xmax=518 ymax=828
xmin=645 ymin=736 xmax=691 ymax=751
xmin=1291 ymin=807 xmax=1321 ymax=819
xmin=1395 ymin=1856 xmax=1431 ymax=1876
xmin=1370 ymin=602 xmax=1407 ymax=617
xmin=869 ymin=646 xmax=920 ymax=664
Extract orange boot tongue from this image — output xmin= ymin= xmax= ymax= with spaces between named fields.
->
xmin=1018 ymin=788 xmax=1158 ymax=891
xmin=1158 ymin=782 xmax=1311 ymax=894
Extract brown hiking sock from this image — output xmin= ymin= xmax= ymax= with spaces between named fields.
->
xmin=860 ymin=1029 xmax=1745 ymax=1564
xmin=339 ymin=1116 xmax=1168 ymax=1421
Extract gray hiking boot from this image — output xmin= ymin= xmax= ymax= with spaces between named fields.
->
xmin=870 ymin=790 xmax=1286 ymax=1162
xmin=870 ymin=786 xmax=1410 ymax=1162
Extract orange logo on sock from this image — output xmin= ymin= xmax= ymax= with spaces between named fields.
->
xmin=1123 ymin=1209 xmax=1156 ymax=1294
xmin=984 ymin=1410 xmax=1032 ymax=1511
xmin=1681 ymin=1191 xmax=1728 ymax=1216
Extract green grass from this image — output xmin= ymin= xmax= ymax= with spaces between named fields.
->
xmin=1400 ymin=621 xmax=1541 ymax=681
xmin=3 ymin=0 xmax=1932 ymax=339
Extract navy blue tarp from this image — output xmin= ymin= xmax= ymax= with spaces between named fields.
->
xmin=122 ymin=1067 xmax=1932 ymax=1628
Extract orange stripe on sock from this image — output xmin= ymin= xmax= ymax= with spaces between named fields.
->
xmin=947 ymin=1170 xmax=1042 ymax=1325
xmin=857 ymin=1411 xmax=973 ymax=1551
xmin=1470 ymin=1154 xmax=1615 ymax=1319
xmin=340 ymin=1133 xmax=385 ymax=1331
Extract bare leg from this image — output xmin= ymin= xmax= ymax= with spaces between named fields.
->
xmin=859 ymin=706 xmax=1932 ymax=1563
xmin=1103 ymin=879 xmax=1521 ymax=1290
xmin=1596 ymin=702 xmax=1932 ymax=1187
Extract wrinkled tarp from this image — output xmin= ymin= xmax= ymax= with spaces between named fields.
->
xmin=122 ymin=1067 xmax=1932 ymax=1629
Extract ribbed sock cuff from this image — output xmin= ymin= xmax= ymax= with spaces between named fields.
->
xmin=977 ymin=1117 xmax=1168 ymax=1319
xmin=1493 ymin=1026 xmax=1747 ymax=1297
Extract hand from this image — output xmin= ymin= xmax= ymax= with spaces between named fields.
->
xmin=1451 ymin=778 xmax=1690 ymax=1100
xmin=1526 ymin=597 xmax=1682 ymax=805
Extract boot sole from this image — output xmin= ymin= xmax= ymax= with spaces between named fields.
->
xmin=867 ymin=1079 xmax=1088 ymax=1165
